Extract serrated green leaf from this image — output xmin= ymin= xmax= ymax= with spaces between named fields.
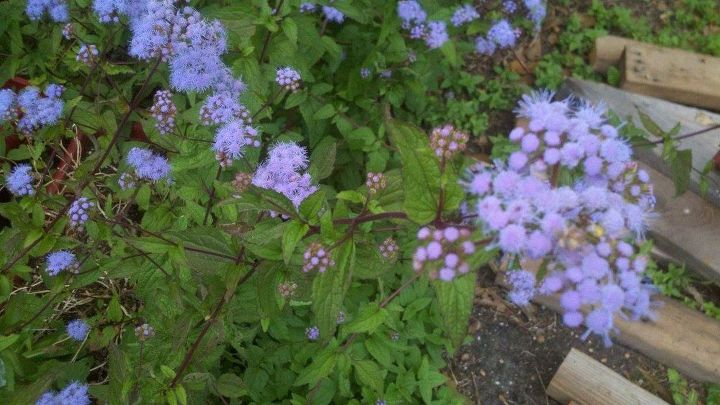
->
xmin=282 ymin=220 xmax=308 ymax=264
xmin=433 ymin=272 xmax=476 ymax=351
xmin=312 ymin=241 xmax=354 ymax=336
xmin=215 ymin=373 xmax=246 ymax=398
xmin=353 ymin=359 xmax=384 ymax=393
xmin=343 ymin=303 xmax=387 ymax=334
xmin=293 ymin=346 xmax=338 ymax=387
xmin=313 ymin=104 xmax=336 ymax=120
xmin=309 ymin=137 xmax=336 ymax=180
xmin=670 ymin=149 xmax=692 ymax=196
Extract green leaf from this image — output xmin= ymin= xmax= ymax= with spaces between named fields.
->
xmin=637 ymin=110 xmax=665 ymax=139
xmin=282 ymin=18 xmax=297 ymax=44
xmin=299 ymin=189 xmax=326 ymax=222
xmin=282 ymin=220 xmax=309 ymax=264
xmin=0 ymin=334 xmax=19 ymax=352
xmin=309 ymin=137 xmax=336 ymax=180
xmin=312 ymin=241 xmax=355 ymax=336
xmin=353 ymin=359 xmax=384 ymax=393
xmin=215 ymin=373 xmax=246 ymax=398
xmin=107 ymin=295 xmax=123 ymax=322
xmin=293 ymin=346 xmax=338 ymax=387
xmin=417 ymin=356 xmax=446 ymax=404
xmin=313 ymin=104 xmax=336 ymax=120
xmin=343 ymin=303 xmax=387 ymax=334
xmin=433 ymin=272 xmax=477 ymax=351
xmin=670 ymin=149 xmax=692 ymax=196
xmin=387 ymin=119 xmax=440 ymax=224
xmin=365 ymin=335 xmax=393 ymax=368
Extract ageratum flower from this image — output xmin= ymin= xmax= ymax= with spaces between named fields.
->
xmin=66 ymin=319 xmax=90 ymax=341
xmin=36 ymin=382 xmax=90 ymax=405
xmin=0 ymin=89 xmax=18 ymax=122
xmin=126 ymin=147 xmax=171 ymax=182
xmin=305 ymin=326 xmax=320 ymax=341
xmin=68 ymin=197 xmax=95 ymax=228
xmin=93 ymin=0 xmax=129 ymax=23
xmin=397 ymin=0 xmax=426 ymax=27
xmin=487 ymin=19 xmax=518 ymax=49
xmin=46 ymin=250 xmax=78 ymax=276
xmin=424 ymin=21 xmax=448 ymax=49
xmin=150 ymin=90 xmax=177 ymax=134
xmin=212 ymin=120 xmax=260 ymax=167
xmin=5 ymin=164 xmax=35 ymax=196
xmin=26 ymin=0 xmax=69 ymax=22
xmin=450 ymin=5 xmax=479 ymax=27
xmin=76 ymin=43 xmax=99 ymax=66
xmin=275 ymin=67 xmax=301 ymax=92
xmin=322 ymin=6 xmax=344 ymax=23
xmin=463 ymin=91 xmax=658 ymax=346
xmin=252 ymin=142 xmax=318 ymax=208
xmin=16 ymin=85 xmax=64 ymax=134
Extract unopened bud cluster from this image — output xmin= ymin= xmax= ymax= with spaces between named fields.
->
xmin=68 ymin=197 xmax=94 ymax=228
xmin=76 ymin=43 xmax=99 ymax=66
xmin=277 ymin=281 xmax=298 ymax=298
xmin=413 ymin=226 xmax=475 ymax=281
xmin=150 ymin=90 xmax=177 ymax=135
xmin=303 ymin=242 xmax=334 ymax=273
xmin=379 ymin=237 xmax=399 ymax=261
xmin=232 ymin=172 xmax=253 ymax=193
xmin=366 ymin=172 xmax=387 ymax=195
xmin=276 ymin=67 xmax=301 ymax=92
xmin=430 ymin=124 xmax=469 ymax=159
xmin=134 ymin=324 xmax=155 ymax=341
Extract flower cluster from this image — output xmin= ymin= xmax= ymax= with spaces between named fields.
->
xmin=252 ymin=143 xmax=318 ymax=208
xmin=379 ymin=237 xmax=399 ymax=261
xmin=150 ymin=89 xmax=177 ymax=135
xmin=212 ymin=120 xmax=260 ymax=167
xmin=413 ymin=226 xmax=475 ymax=281
xmin=302 ymin=242 xmax=335 ymax=273
xmin=232 ymin=172 xmax=253 ymax=193
xmin=200 ymin=93 xmax=250 ymax=126
xmin=3 ymin=84 xmax=65 ymax=134
xmin=124 ymin=147 xmax=172 ymax=185
xmin=26 ymin=0 xmax=69 ymax=22
xmin=397 ymin=1 xmax=448 ymax=49
xmin=463 ymin=91 xmax=657 ymax=346
xmin=68 ymin=197 xmax=94 ymax=228
xmin=299 ymin=3 xmax=345 ymax=24
xmin=476 ymin=19 xmax=518 ymax=55
xmin=62 ymin=22 xmax=74 ymax=39
xmin=135 ymin=323 xmax=155 ymax=340
xmin=46 ymin=250 xmax=78 ymax=276
xmin=36 ymin=382 xmax=90 ymax=405
xmin=92 ymin=0 xmax=130 ymax=23
xmin=366 ymin=172 xmax=387 ymax=195
xmin=450 ymin=4 xmax=480 ymax=27
xmin=275 ymin=67 xmax=302 ymax=92
xmin=277 ymin=281 xmax=298 ymax=298
xmin=305 ymin=326 xmax=320 ymax=341
xmin=76 ymin=43 xmax=99 ymax=65
xmin=5 ymin=164 xmax=35 ymax=196
xmin=67 ymin=319 xmax=90 ymax=341
xmin=429 ymin=124 xmax=469 ymax=159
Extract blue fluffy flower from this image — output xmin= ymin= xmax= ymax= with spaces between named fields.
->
xmin=36 ymin=382 xmax=91 ymax=405
xmin=5 ymin=164 xmax=35 ymax=196
xmin=126 ymin=147 xmax=171 ymax=182
xmin=46 ymin=250 xmax=77 ymax=276
xmin=66 ymin=319 xmax=90 ymax=341
xmin=26 ymin=0 xmax=69 ymax=22
xmin=0 ymin=89 xmax=18 ymax=122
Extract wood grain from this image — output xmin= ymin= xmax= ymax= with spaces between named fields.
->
xmin=548 ymin=349 xmax=669 ymax=405
xmin=590 ymin=35 xmax=646 ymax=73
xmin=620 ymin=43 xmax=720 ymax=111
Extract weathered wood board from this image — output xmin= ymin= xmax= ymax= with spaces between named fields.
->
xmin=620 ymin=43 xmax=720 ymax=111
xmin=559 ymin=78 xmax=720 ymax=207
xmin=590 ymin=35 xmax=647 ymax=73
xmin=535 ymin=294 xmax=720 ymax=384
xmin=548 ymin=348 xmax=669 ymax=405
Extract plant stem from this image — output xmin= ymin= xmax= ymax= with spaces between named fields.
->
xmin=638 ymin=123 xmax=720 ymax=146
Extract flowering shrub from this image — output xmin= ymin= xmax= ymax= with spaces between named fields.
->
xmin=0 ymin=0 xmax=657 ymax=403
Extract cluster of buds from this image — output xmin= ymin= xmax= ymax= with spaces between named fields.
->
xmin=62 ymin=23 xmax=74 ymax=40
xmin=413 ymin=226 xmax=475 ymax=281
xmin=150 ymin=90 xmax=176 ymax=135
xmin=134 ymin=324 xmax=155 ymax=341
xmin=429 ymin=124 xmax=469 ymax=159
xmin=305 ymin=326 xmax=320 ymax=341
xmin=366 ymin=172 xmax=387 ymax=195
xmin=277 ymin=281 xmax=298 ymax=298
xmin=199 ymin=95 xmax=251 ymax=126
xmin=360 ymin=67 xmax=371 ymax=79
xmin=378 ymin=237 xmax=399 ymax=261
xmin=68 ymin=197 xmax=94 ymax=228
xmin=76 ymin=43 xmax=99 ymax=66
xmin=302 ymin=242 xmax=335 ymax=273
xmin=232 ymin=172 xmax=253 ymax=193
xmin=336 ymin=311 xmax=346 ymax=324
xmin=118 ymin=172 xmax=136 ymax=190
xmin=275 ymin=67 xmax=301 ymax=92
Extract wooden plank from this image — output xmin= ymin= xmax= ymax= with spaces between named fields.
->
xmin=639 ymin=163 xmax=720 ymax=285
xmin=559 ymin=78 xmax=720 ymax=207
xmin=547 ymin=349 xmax=669 ymax=405
xmin=620 ymin=43 xmax=720 ymax=111
xmin=590 ymin=35 xmax=646 ymax=73
xmin=534 ymin=294 xmax=720 ymax=384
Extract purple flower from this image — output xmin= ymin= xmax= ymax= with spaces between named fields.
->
xmin=306 ymin=326 xmax=320 ymax=341
xmin=66 ymin=319 xmax=90 ymax=341
xmin=524 ymin=0 xmax=547 ymax=31
xmin=0 ymin=89 xmax=18 ymax=122
xmin=503 ymin=0 xmax=518 ymax=13
xmin=93 ymin=0 xmax=128 ymax=23
xmin=487 ymin=19 xmax=518 ymax=49
xmin=213 ymin=120 xmax=261 ymax=167
xmin=582 ymin=308 xmax=614 ymax=347
xmin=397 ymin=0 xmax=426 ymax=26
xmin=475 ymin=37 xmax=497 ymax=55
xmin=27 ymin=0 xmax=69 ymax=22
xmin=507 ymin=270 xmax=535 ymax=306
xmin=424 ymin=21 xmax=448 ymax=49
xmin=450 ymin=5 xmax=479 ymax=27
xmin=303 ymin=242 xmax=335 ymax=273
xmin=68 ymin=197 xmax=94 ymax=228
xmin=300 ymin=3 xmax=316 ymax=13
xmin=6 ymin=164 xmax=35 ymax=196
xmin=46 ymin=250 xmax=78 ymax=276
xmin=252 ymin=142 xmax=317 ymax=208
xmin=200 ymin=93 xmax=250 ymax=126
xmin=360 ymin=67 xmax=371 ymax=79
xmin=170 ymin=48 xmax=224 ymax=92
xmin=276 ymin=67 xmax=302 ymax=91
xmin=16 ymin=85 xmax=64 ymax=134
xmin=150 ymin=90 xmax=176 ymax=134
xmin=322 ymin=6 xmax=344 ymax=23
xmin=37 ymin=382 xmax=90 ymax=405
xmin=126 ymin=147 xmax=171 ymax=182
xmin=498 ymin=224 xmax=526 ymax=253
